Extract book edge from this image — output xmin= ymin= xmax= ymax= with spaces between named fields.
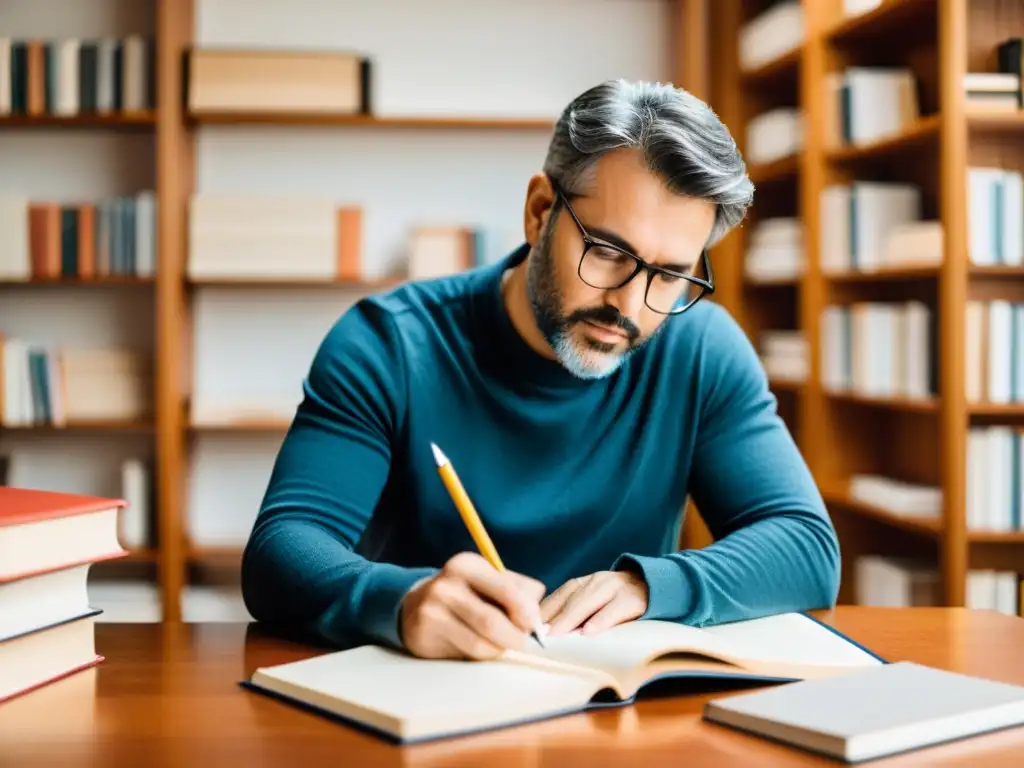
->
xmin=238 ymin=679 xmax=592 ymax=744
xmin=798 ymin=611 xmax=890 ymax=664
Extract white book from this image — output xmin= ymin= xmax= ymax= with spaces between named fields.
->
xmin=704 ymin=662 xmax=1024 ymax=764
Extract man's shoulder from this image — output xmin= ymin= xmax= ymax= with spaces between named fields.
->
xmin=321 ymin=266 xmax=489 ymax=362
xmin=655 ymin=299 xmax=747 ymax=357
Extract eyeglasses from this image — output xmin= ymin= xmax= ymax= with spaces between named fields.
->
xmin=551 ymin=181 xmax=714 ymax=315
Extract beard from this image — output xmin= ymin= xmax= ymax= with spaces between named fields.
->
xmin=525 ymin=216 xmax=648 ymax=380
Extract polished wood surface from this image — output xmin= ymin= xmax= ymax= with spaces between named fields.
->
xmin=2 ymin=607 xmax=1024 ymax=766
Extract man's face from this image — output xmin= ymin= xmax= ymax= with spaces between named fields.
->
xmin=525 ymin=149 xmax=717 ymax=379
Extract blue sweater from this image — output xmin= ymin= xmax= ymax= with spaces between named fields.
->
xmin=241 ymin=245 xmax=840 ymax=650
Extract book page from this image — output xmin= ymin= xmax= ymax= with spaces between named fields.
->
xmin=699 ymin=613 xmax=883 ymax=667
xmin=528 ymin=620 xmax=727 ymax=673
xmin=251 ymin=645 xmax=605 ymax=740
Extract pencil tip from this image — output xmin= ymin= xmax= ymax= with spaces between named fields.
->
xmin=430 ymin=442 xmax=448 ymax=467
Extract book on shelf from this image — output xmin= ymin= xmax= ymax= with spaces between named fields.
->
xmin=745 ymin=108 xmax=802 ymax=166
xmin=856 ymin=555 xmax=1020 ymax=615
xmin=738 ymin=0 xmax=803 ymax=73
xmin=744 ymin=217 xmax=804 ymax=282
xmin=242 ymin=611 xmax=884 ymax=743
xmin=820 ymin=301 xmax=937 ymax=400
xmin=0 ymin=486 xmax=127 ymax=704
xmin=996 ymin=38 xmax=1023 ymax=107
xmin=187 ymin=48 xmax=371 ymax=116
xmin=188 ymin=195 xmax=361 ymax=281
xmin=964 ymin=300 xmax=1024 ymax=405
xmin=820 ymin=181 xmax=929 ymax=274
xmin=966 ymin=425 xmax=1024 ymax=534
xmin=759 ymin=330 xmax=807 ymax=384
xmin=963 ymin=72 xmax=1021 ymax=112
xmin=848 ymin=474 xmax=941 ymax=521
xmin=967 ymin=168 xmax=1023 ymax=267
xmin=408 ymin=226 xmax=486 ymax=280
xmin=0 ymin=340 xmax=152 ymax=427
xmin=825 ymin=66 xmax=919 ymax=149
xmin=0 ymin=35 xmax=154 ymax=117
xmin=0 ymin=193 xmax=156 ymax=281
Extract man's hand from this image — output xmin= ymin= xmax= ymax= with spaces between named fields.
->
xmin=399 ymin=552 xmax=546 ymax=660
xmin=541 ymin=570 xmax=649 ymax=636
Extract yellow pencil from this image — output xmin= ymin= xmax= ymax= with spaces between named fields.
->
xmin=430 ymin=442 xmax=545 ymax=648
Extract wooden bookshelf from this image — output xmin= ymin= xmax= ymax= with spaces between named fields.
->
xmin=187 ymin=112 xmax=554 ymax=130
xmin=0 ymin=112 xmax=157 ymax=129
xmin=711 ymin=0 xmax=1024 ymax=610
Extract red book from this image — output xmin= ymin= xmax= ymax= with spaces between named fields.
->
xmin=0 ymin=486 xmax=128 ymax=583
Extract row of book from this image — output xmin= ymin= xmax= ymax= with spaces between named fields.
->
xmin=0 ymin=36 xmax=154 ymax=116
xmin=818 ymin=167 xmax=1023 ymax=273
xmin=965 ymin=300 xmax=1024 ymax=405
xmin=744 ymin=217 xmax=804 ymax=283
xmin=856 ymin=555 xmax=1020 ymax=616
xmin=820 ymin=301 xmax=937 ymax=400
xmin=738 ymin=0 xmax=802 ymax=73
xmin=0 ymin=338 xmax=151 ymax=427
xmin=187 ymin=194 xmax=488 ymax=282
xmin=967 ymin=426 xmax=1024 ymax=533
xmin=0 ymin=193 xmax=157 ymax=281
xmin=759 ymin=330 xmax=807 ymax=385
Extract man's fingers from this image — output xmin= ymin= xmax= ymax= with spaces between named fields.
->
xmin=444 ymin=554 xmax=542 ymax=631
xmin=442 ymin=580 xmax=529 ymax=652
xmin=580 ymin=593 xmax=642 ymax=636
xmin=507 ymin=571 xmax=547 ymax=603
xmin=547 ymin=575 xmax=618 ymax=636
xmin=539 ymin=578 xmax=581 ymax=624
xmin=443 ymin=610 xmax=504 ymax=661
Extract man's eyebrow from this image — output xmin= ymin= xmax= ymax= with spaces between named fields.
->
xmin=587 ymin=225 xmax=693 ymax=273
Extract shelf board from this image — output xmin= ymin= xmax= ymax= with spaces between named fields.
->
xmin=0 ymin=277 xmax=155 ymax=287
xmin=826 ymin=115 xmax=940 ymax=163
xmin=825 ymin=0 xmax=935 ymax=44
xmin=748 ymin=154 xmax=800 ymax=185
xmin=769 ymin=378 xmax=804 ymax=392
xmin=189 ymin=420 xmax=291 ymax=431
xmin=826 ymin=391 xmax=939 ymax=413
xmin=0 ymin=420 xmax=153 ymax=432
xmin=187 ymin=111 xmax=554 ymax=130
xmin=966 ymin=109 xmax=1024 ymax=132
xmin=969 ymin=265 xmax=1024 ymax=278
xmin=744 ymin=275 xmax=802 ymax=287
xmin=187 ymin=276 xmax=403 ymax=289
xmin=0 ymin=111 xmax=156 ymax=129
xmin=821 ymin=486 xmax=941 ymax=537
xmin=969 ymin=403 xmax=1024 ymax=417
xmin=825 ymin=265 xmax=940 ymax=282
xmin=189 ymin=545 xmax=243 ymax=563
xmin=740 ymin=46 xmax=801 ymax=85
xmin=968 ymin=530 xmax=1024 ymax=544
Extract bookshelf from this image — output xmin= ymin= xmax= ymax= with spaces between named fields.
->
xmin=2 ymin=0 xmax=712 ymax=622
xmin=710 ymin=0 xmax=1024 ymax=613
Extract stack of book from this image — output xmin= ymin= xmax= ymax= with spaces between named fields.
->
xmin=0 ymin=486 xmax=126 ymax=703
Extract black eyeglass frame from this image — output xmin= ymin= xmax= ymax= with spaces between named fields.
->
xmin=550 ymin=179 xmax=715 ymax=315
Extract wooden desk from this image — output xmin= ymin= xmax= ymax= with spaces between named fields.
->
xmin=2 ymin=607 xmax=1024 ymax=766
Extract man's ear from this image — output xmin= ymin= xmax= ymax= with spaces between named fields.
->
xmin=523 ymin=173 xmax=556 ymax=246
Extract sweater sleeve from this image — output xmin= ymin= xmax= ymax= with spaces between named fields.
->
xmin=613 ymin=304 xmax=840 ymax=626
xmin=240 ymin=299 xmax=437 ymax=649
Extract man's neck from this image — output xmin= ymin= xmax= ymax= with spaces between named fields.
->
xmin=500 ymin=258 xmax=557 ymax=362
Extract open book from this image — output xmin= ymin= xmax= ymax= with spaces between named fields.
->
xmin=242 ymin=612 xmax=885 ymax=743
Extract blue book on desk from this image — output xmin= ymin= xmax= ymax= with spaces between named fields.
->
xmin=240 ymin=611 xmax=885 ymax=744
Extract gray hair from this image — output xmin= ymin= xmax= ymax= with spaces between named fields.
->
xmin=542 ymin=79 xmax=754 ymax=247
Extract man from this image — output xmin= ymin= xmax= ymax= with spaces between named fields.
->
xmin=241 ymin=79 xmax=840 ymax=661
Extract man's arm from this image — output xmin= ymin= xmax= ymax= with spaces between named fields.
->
xmin=240 ymin=300 xmax=437 ymax=650
xmin=613 ymin=304 xmax=841 ymax=627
